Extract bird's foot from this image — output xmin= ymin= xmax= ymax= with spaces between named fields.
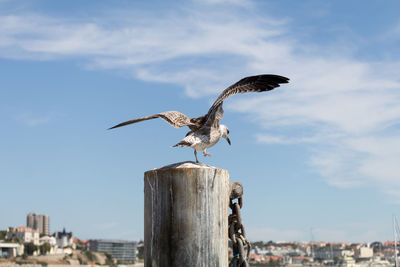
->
xmin=203 ymin=151 xmax=212 ymax=157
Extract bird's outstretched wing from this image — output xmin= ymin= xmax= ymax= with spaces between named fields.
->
xmin=108 ymin=111 xmax=194 ymax=130
xmin=204 ymin=74 xmax=289 ymax=127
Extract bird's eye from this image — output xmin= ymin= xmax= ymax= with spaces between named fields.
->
xmin=227 ymin=129 xmax=230 ymax=134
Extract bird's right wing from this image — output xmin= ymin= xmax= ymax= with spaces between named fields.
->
xmin=208 ymin=74 xmax=289 ymax=113
xmin=108 ymin=111 xmax=194 ymax=130
xmin=204 ymin=74 xmax=289 ymax=127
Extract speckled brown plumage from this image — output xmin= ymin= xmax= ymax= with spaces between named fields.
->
xmin=108 ymin=111 xmax=194 ymax=130
xmin=109 ymin=74 xmax=289 ymax=162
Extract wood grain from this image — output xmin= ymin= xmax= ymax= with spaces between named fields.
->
xmin=144 ymin=162 xmax=229 ymax=267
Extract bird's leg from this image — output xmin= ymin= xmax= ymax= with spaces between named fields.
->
xmin=194 ymin=149 xmax=199 ymax=163
xmin=203 ymin=149 xmax=212 ymax=157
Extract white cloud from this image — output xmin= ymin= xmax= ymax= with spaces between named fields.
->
xmin=1 ymin=1 xmax=400 ymax=201
xmin=229 ymin=56 xmax=400 ymax=195
xmin=0 ymin=4 xmax=287 ymax=97
xmin=346 ymin=136 xmax=400 ymax=191
xmin=256 ymin=133 xmax=331 ymax=145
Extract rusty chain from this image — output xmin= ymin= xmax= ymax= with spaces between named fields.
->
xmin=229 ymin=182 xmax=251 ymax=267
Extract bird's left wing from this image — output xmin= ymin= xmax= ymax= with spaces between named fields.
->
xmin=204 ymin=74 xmax=289 ymax=127
xmin=108 ymin=111 xmax=194 ymax=130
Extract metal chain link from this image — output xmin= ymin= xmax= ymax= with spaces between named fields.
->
xmin=229 ymin=182 xmax=251 ymax=267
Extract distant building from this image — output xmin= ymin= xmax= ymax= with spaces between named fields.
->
xmin=39 ymin=235 xmax=57 ymax=246
xmin=88 ymin=239 xmax=137 ymax=263
xmin=38 ymin=236 xmax=57 ymax=255
xmin=6 ymin=226 xmax=40 ymax=245
xmin=26 ymin=212 xmax=49 ymax=235
xmin=53 ymin=228 xmax=73 ymax=248
xmin=355 ymin=246 xmax=373 ymax=259
xmin=0 ymin=243 xmax=24 ymax=258
xmin=249 ymin=253 xmax=264 ymax=263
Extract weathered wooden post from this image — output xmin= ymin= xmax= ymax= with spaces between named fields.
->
xmin=144 ymin=161 xmax=230 ymax=267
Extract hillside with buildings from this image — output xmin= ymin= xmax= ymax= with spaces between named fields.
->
xmin=0 ymin=212 xmax=137 ymax=265
xmin=1 ymin=212 xmax=399 ymax=266
xmin=245 ymin=240 xmax=395 ymax=266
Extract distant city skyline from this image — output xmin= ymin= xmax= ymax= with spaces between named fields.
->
xmin=1 ymin=0 xmax=400 ymax=242
xmin=26 ymin=212 xmax=49 ymax=236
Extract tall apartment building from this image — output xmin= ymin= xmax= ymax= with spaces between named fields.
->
xmin=26 ymin=213 xmax=49 ymax=235
xmin=88 ymin=239 xmax=137 ymax=263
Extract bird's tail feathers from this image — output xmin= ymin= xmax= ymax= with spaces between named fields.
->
xmin=173 ymin=141 xmax=192 ymax=147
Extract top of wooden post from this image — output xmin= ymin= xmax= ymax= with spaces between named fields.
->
xmin=146 ymin=161 xmax=224 ymax=172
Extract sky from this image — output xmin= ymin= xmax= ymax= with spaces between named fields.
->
xmin=1 ymin=0 xmax=400 ymax=243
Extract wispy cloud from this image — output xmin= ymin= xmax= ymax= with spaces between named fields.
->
xmin=2 ymin=1 xmax=400 ymax=200
xmin=229 ymin=55 xmax=400 ymax=193
xmin=0 ymin=2 xmax=287 ymax=97
xmin=228 ymin=45 xmax=400 ymax=197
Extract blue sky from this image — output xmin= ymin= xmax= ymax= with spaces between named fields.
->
xmin=1 ymin=0 xmax=400 ymax=243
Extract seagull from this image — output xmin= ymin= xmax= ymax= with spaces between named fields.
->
xmin=109 ymin=74 xmax=289 ymax=163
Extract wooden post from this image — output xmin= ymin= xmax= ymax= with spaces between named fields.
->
xmin=144 ymin=161 xmax=230 ymax=267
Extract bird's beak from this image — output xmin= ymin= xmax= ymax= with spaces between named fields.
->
xmin=227 ymin=138 xmax=231 ymax=145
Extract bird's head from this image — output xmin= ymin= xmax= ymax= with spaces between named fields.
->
xmin=220 ymin=124 xmax=231 ymax=145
